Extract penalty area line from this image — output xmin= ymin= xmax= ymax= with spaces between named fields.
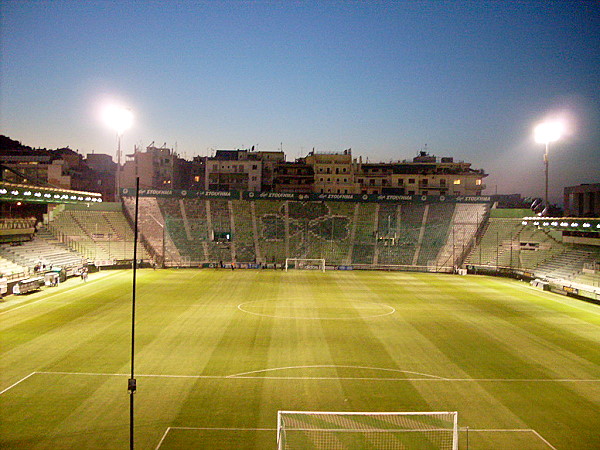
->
xmin=30 ymin=370 xmax=600 ymax=383
xmin=459 ymin=428 xmax=557 ymax=450
xmin=155 ymin=426 xmax=276 ymax=450
xmin=0 ymin=372 xmax=36 ymax=395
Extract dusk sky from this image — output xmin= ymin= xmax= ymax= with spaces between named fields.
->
xmin=1 ymin=1 xmax=598 ymax=204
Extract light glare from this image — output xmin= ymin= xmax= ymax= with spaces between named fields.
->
xmin=102 ymin=104 xmax=133 ymax=135
xmin=534 ymin=121 xmax=563 ymax=144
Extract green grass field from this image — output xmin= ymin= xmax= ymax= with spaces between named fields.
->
xmin=1 ymin=269 xmax=599 ymax=449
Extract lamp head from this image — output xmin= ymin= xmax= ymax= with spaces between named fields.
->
xmin=103 ymin=105 xmax=133 ymax=136
xmin=534 ymin=121 xmax=563 ymax=145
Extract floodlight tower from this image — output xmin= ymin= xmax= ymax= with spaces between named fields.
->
xmin=104 ymin=105 xmax=133 ymax=200
xmin=534 ymin=121 xmax=563 ymax=214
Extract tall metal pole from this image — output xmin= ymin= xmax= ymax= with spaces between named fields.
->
xmin=162 ymin=222 xmax=166 ymax=268
xmin=116 ymin=134 xmax=122 ymax=201
xmin=128 ymin=177 xmax=139 ymax=450
xmin=544 ymin=142 xmax=549 ymax=211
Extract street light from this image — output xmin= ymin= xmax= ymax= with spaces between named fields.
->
xmin=534 ymin=120 xmax=563 ymax=214
xmin=103 ymin=105 xmax=133 ymax=200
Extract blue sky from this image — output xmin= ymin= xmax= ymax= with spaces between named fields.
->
xmin=1 ymin=1 xmax=599 ymax=203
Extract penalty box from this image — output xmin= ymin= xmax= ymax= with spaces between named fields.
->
xmin=3 ymin=371 xmax=559 ymax=450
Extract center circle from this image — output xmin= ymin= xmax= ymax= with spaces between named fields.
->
xmin=237 ymin=299 xmax=395 ymax=320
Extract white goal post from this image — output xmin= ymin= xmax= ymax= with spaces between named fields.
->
xmin=277 ymin=411 xmax=458 ymax=450
xmin=285 ymin=258 xmax=326 ymax=272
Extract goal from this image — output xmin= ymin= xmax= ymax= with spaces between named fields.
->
xmin=277 ymin=411 xmax=458 ymax=450
xmin=285 ymin=258 xmax=326 ymax=272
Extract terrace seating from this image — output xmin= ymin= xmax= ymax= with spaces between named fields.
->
xmin=0 ymin=237 xmax=85 ymax=272
xmin=436 ymin=203 xmax=489 ymax=268
xmin=48 ymin=202 xmax=152 ymax=262
xmin=142 ymin=198 xmax=487 ymax=268
xmin=465 ymin=218 xmax=565 ymax=271
xmin=416 ymin=203 xmax=455 ymax=266
xmin=534 ymin=247 xmax=600 ymax=281
xmin=0 ymin=254 xmax=29 ymax=279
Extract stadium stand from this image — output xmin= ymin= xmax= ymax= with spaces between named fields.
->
xmin=533 ymin=246 xmax=600 ymax=281
xmin=4 ymin=192 xmax=599 ymax=301
xmin=122 ymin=197 xmax=177 ymax=264
xmin=0 ymin=236 xmax=85 ymax=273
xmin=117 ymin=198 xmax=488 ymax=269
xmin=436 ymin=203 xmax=489 ymax=268
xmin=465 ymin=217 xmax=564 ymax=270
xmin=0 ymin=254 xmax=28 ymax=280
xmin=47 ymin=202 xmax=150 ymax=263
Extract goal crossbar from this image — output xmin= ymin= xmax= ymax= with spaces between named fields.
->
xmin=277 ymin=411 xmax=458 ymax=450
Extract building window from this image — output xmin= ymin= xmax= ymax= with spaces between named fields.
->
xmin=398 ymin=179 xmax=404 ymax=185
xmin=476 ymin=179 xmax=482 ymax=185
xmin=454 ymin=179 xmax=461 ymax=185
xmin=252 ymin=164 xmax=258 ymax=170
xmin=408 ymin=190 xmax=415 ymax=195
xmin=194 ymin=176 xmax=200 ymax=182
xmin=440 ymin=179 xmax=446 ymax=186
xmin=422 ymin=190 xmax=428 ymax=195
xmin=409 ymin=178 xmax=415 ymax=184
xmin=370 ymin=179 xmax=375 ymax=185
xmin=421 ymin=179 xmax=428 ymax=185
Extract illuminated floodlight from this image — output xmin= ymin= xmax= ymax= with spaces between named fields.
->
xmin=534 ymin=119 xmax=565 ymax=214
xmin=534 ymin=121 xmax=564 ymax=144
xmin=102 ymin=104 xmax=134 ymax=136
xmin=521 ymin=221 xmax=527 ymax=225
xmin=583 ymin=223 xmax=590 ymax=228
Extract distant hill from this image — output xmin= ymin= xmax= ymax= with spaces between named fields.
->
xmin=0 ymin=135 xmax=34 ymax=153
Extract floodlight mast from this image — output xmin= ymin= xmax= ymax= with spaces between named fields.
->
xmin=104 ymin=105 xmax=133 ymax=200
xmin=534 ymin=121 xmax=563 ymax=214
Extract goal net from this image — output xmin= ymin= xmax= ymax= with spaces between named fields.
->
xmin=277 ymin=411 xmax=458 ymax=450
xmin=285 ymin=258 xmax=326 ymax=272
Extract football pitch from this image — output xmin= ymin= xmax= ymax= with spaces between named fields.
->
xmin=1 ymin=268 xmax=599 ymax=449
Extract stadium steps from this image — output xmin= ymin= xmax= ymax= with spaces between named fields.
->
xmin=0 ymin=236 xmax=85 ymax=271
xmin=0 ymin=254 xmax=29 ymax=278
